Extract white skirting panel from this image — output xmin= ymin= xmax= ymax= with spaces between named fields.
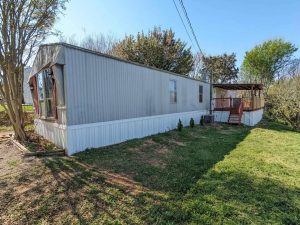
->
xmin=67 ymin=110 xmax=208 ymax=155
xmin=243 ymin=109 xmax=264 ymax=126
xmin=34 ymin=119 xmax=67 ymax=149
xmin=213 ymin=109 xmax=263 ymax=126
xmin=213 ymin=111 xmax=230 ymax=123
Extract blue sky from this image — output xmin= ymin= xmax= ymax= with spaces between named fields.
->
xmin=49 ymin=0 xmax=300 ymax=66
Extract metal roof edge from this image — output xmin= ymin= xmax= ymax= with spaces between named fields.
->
xmin=39 ymin=42 xmax=210 ymax=84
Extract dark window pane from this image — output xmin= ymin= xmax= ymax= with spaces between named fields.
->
xmin=45 ymin=75 xmax=53 ymax=98
xmin=46 ymin=99 xmax=53 ymax=117
xmin=199 ymin=85 xmax=203 ymax=103
xmin=169 ymin=80 xmax=177 ymax=103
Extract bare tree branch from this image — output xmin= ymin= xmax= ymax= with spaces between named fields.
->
xmin=0 ymin=0 xmax=68 ymax=141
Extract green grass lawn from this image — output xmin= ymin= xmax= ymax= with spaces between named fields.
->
xmin=0 ymin=104 xmax=33 ymax=112
xmin=1 ymin=120 xmax=299 ymax=224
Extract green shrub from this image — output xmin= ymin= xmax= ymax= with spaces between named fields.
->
xmin=200 ymin=116 xmax=204 ymax=126
xmin=190 ymin=118 xmax=195 ymax=128
xmin=177 ymin=119 xmax=183 ymax=131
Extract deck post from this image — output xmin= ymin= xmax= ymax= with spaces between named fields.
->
xmin=209 ymin=73 xmax=213 ymax=114
xmin=251 ymin=85 xmax=254 ymax=110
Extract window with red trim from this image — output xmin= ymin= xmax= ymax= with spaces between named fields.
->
xmin=36 ymin=68 xmax=56 ymax=119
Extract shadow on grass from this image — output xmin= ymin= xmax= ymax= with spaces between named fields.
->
xmin=259 ymin=118 xmax=300 ymax=133
xmin=2 ymin=121 xmax=298 ymax=224
xmin=0 ymin=123 xmax=253 ymax=224
xmin=74 ymin=124 xmax=252 ymax=194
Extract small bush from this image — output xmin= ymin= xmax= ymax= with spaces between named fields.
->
xmin=190 ymin=118 xmax=195 ymax=128
xmin=200 ymin=116 xmax=204 ymax=126
xmin=177 ymin=119 xmax=183 ymax=131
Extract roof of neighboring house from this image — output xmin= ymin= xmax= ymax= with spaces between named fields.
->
xmin=213 ymin=83 xmax=263 ymax=90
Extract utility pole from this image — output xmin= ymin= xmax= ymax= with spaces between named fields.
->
xmin=209 ymin=72 xmax=213 ymax=115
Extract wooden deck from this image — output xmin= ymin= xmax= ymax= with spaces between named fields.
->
xmin=213 ymin=97 xmax=264 ymax=112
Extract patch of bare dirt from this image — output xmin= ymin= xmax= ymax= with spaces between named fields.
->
xmin=0 ymin=140 xmax=33 ymax=179
xmin=142 ymin=139 xmax=156 ymax=146
xmin=156 ymin=146 xmax=170 ymax=155
xmin=146 ymin=159 xmax=167 ymax=168
xmin=0 ymin=131 xmax=13 ymax=142
xmin=104 ymin=171 xmax=146 ymax=195
xmin=127 ymin=138 xmax=171 ymax=168
xmin=168 ymin=140 xmax=186 ymax=147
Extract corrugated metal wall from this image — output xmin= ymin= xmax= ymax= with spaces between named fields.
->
xmin=34 ymin=119 xmax=67 ymax=149
xmin=67 ymin=110 xmax=207 ymax=155
xmin=64 ymin=46 xmax=210 ymax=126
xmin=213 ymin=109 xmax=263 ymax=126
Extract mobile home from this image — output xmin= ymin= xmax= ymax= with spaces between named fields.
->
xmin=29 ymin=43 xmax=210 ymax=155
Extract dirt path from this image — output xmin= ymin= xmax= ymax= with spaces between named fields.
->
xmin=0 ymin=140 xmax=32 ymax=179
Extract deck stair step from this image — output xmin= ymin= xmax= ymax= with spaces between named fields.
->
xmin=228 ymin=113 xmax=242 ymax=124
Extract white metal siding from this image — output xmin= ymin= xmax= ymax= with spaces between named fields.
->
xmin=64 ymin=47 xmax=210 ymax=125
xmin=34 ymin=119 xmax=67 ymax=149
xmin=213 ymin=109 xmax=263 ymax=126
xmin=66 ymin=110 xmax=207 ymax=155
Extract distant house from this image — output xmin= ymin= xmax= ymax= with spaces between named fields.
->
xmin=0 ymin=67 xmax=32 ymax=105
xmin=29 ymin=43 xmax=210 ymax=155
xmin=23 ymin=67 xmax=33 ymax=105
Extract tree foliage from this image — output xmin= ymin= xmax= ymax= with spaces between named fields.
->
xmin=241 ymin=39 xmax=297 ymax=86
xmin=267 ymin=75 xmax=300 ymax=130
xmin=201 ymin=53 xmax=239 ymax=83
xmin=111 ymin=27 xmax=194 ymax=75
xmin=61 ymin=33 xmax=117 ymax=54
xmin=0 ymin=0 xmax=68 ymax=141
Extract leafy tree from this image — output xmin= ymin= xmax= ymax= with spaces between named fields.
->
xmin=111 ymin=27 xmax=194 ymax=75
xmin=267 ymin=75 xmax=300 ymax=130
xmin=0 ymin=0 xmax=68 ymax=141
xmin=241 ymin=39 xmax=297 ymax=87
xmin=201 ymin=53 xmax=239 ymax=83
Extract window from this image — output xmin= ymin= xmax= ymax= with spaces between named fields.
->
xmin=199 ymin=85 xmax=203 ymax=103
xmin=37 ymin=72 xmax=45 ymax=116
xmin=36 ymin=68 xmax=55 ymax=118
xmin=169 ymin=80 xmax=177 ymax=103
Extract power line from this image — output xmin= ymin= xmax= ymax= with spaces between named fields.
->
xmin=175 ymin=0 xmax=211 ymax=112
xmin=179 ymin=0 xmax=204 ymax=56
xmin=172 ymin=0 xmax=196 ymax=51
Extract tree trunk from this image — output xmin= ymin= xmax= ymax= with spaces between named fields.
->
xmin=8 ymin=102 xmax=26 ymax=142
xmin=1 ymin=65 xmax=27 ymax=142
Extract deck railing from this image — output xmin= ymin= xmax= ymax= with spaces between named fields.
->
xmin=213 ymin=96 xmax=264 ymax=111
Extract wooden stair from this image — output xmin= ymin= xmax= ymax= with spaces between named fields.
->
xmin=228 ymin=113 xmax=242 ymax=124
xmin=228 ymin=101 xmax=244 ymax=125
